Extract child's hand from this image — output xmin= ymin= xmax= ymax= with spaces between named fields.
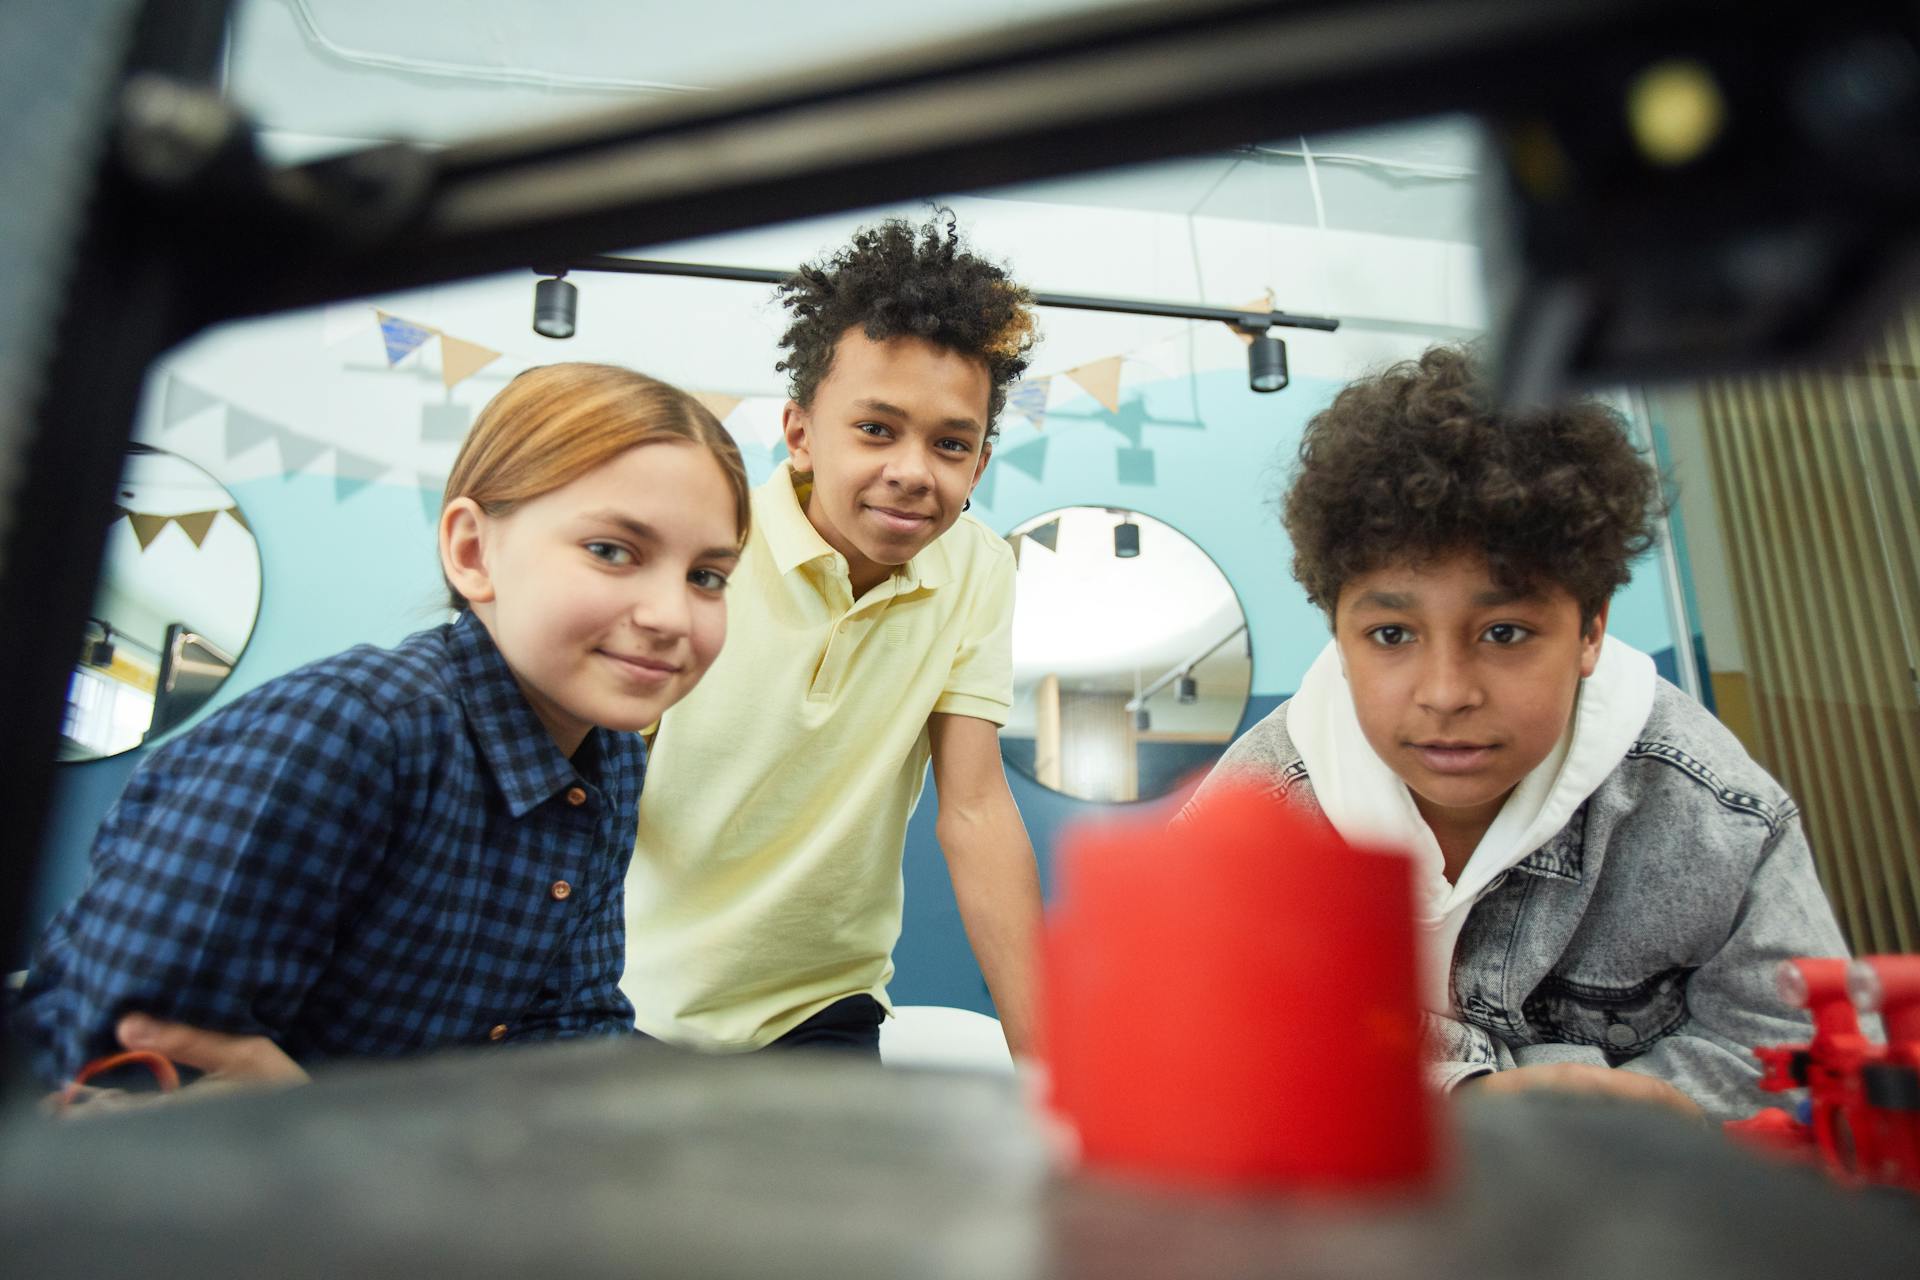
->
xmin=115 ymin=1012 xmax=310 ymax=1090
xmin=1460 ymin=1062 xmax=1704 ymax=1118
xmin=49 ymin=1014 xmax=310 ymax=1117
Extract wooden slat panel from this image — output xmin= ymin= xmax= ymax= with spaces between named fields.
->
xmin=1702 ymin=380 xmax=1871 ymax=943
xmin=1750 ymin=374 xmax=1891 ymax=946
xmin=1798 ymin=373 xmax=1917 ymax=950
xmin=1692 ymin=307 xmax=1920 ymax=954
xmin=1852 ymin=314 xmax=1920 ymax=943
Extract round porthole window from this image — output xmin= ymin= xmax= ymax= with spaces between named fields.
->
xmin=1001 ymin=507 xmax=1251 ymax=803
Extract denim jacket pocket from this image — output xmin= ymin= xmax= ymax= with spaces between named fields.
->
xmin=1521 ymin=966 xmax=1692 ymax=1057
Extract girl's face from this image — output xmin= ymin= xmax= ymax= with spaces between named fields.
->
xmin=444 ymin=442 xmax=742 ymax=756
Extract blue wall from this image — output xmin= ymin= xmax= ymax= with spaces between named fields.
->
xmin=28 ymin=369 xmax=1684 ymax=1019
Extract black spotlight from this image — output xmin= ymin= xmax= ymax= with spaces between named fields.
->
xmin=1113 ymin=518 xmax=1140 ymax=559
xmin=84 ymin=620 xmax=115 ymax=668
xmin=1134 ymin=706 xmax=1151 ymax=731
xmin=1177 ymin=674 xmax=1198 ymax=704
xmin=1248 ymin=331 xmax=1289 ymax=392
xmin=533 ymin=274 xmax=578 ymax=339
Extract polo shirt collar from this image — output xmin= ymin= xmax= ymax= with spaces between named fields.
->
xmin=446 ymin=610 xmax=594 ymax=817
xmin=757 ymin=460 xmax=951 ymax=592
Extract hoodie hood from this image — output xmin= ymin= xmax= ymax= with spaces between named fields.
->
xmin=1287 ymin=634 xmax=1658 ymax=1012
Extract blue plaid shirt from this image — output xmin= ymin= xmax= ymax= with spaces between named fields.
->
xmin=13 ymin=612 xmax=644 ymax=1085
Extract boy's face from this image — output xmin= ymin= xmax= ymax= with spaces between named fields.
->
xmin=783 ymin=328 xmax=992 ymax=594
xmin=448 ymin=442 xmax=742 ymax=755
xmin=1332 ymin=551 xmax=1607 ymax=836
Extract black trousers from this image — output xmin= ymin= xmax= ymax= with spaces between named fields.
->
xmin=767 ymin=994 xmax=884 ymax=1058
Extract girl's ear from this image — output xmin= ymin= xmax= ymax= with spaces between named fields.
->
xmin=440 ymin=497 xmax=495 ymax=605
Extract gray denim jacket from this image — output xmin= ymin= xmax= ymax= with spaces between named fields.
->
xmin=1186 ymin=680 xmax=1850 ymax=1121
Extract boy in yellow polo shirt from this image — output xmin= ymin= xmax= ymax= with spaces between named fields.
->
xmin=621 ymin=212 xmax=1044 ymax=1057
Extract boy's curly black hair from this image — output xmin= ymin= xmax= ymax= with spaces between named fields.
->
xmin=775 ymin=209 xmax=1036 ymax=440
xmin=1284 ymin=344 xmax=1664 ymax=625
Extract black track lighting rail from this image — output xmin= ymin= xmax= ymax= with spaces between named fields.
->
xmin=543 ymin=255 xmax=1341 ymax=335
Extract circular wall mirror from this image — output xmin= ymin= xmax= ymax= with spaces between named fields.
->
xmin=60 ymin=446 xmax=263 ymax=762
xmin=1001 ymin=507 xmax=1252 ymax=803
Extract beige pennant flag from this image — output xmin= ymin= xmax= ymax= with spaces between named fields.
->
xmin=126 ymin=512 xmax=170 ymax=550
xmin=1229 ymin=291 xmax=1276 ymax=345
xmin=173 ymin=510 xmax=220 ymax=548
xmin=692 ymin=392 xmax=742 ymax=421
xmin=1064 ymin=357 xmax=1123 ymax=413
xmin=224 ymin=505 xmax=250 ymax=533
xmin=441 ymin=335 xmax=502 ymax=390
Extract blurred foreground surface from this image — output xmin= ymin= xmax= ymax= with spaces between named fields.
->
xmin=1 ymin=1037 xmax=1917 ymax=1279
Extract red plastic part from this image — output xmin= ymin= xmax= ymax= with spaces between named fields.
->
xmin=1041 ymin=782 xmax=1437 ymax=1194
xmin=59 ymin=1049 xmax=182 ymax=1109
xmin=1728 ymin=955 xmax=1920 ymax=1194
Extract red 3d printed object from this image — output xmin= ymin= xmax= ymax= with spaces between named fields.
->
xmin=1724 ymin=955 xmax=1920 ymax=1192
xmin=1040 ymin=783 xmax=1437 ymax=1194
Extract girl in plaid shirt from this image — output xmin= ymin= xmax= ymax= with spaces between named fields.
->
xmin=15 ymin=363 xmax=749 ymax=1097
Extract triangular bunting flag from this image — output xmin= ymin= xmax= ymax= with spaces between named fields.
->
xmin=1000 ymin=436 xmax=1050 ymax=483
xmin=378 ymin=311 xmax=436 ymax=366
xmin=1064 ymin=358 xmax=1123 ymax=413
xmin=173 ymin=509 xmax=219 ymax=547
xmin=333 ymin=448 xmax=389 ymax=502
xmin=440 ymin=335 xmax=501 ymax=390
xmin=278 ymin=433 xmax=330 ymax=476
xmin=1027 ymin=518 xmax=1060 ymax=553
xmin=126 ymin=512 xmax=169 ymax=550
xmin=1228 ymin=292 xmax=1276 ymax=345
xmin=224 ymin=506 xmax=250 ymax=533
xmin=692 ymin=392 xmax=743 ymax=421
xmin=163 ymin=376 xmax=221 ymax=428
xmin=1006 ymin=376 xmax=1051 ymax=429
xmin=224 ymin=407 xmax=282 ymax=460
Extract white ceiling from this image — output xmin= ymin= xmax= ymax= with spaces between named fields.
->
xmin=227 ymin=0 xmax=1486 ymax=243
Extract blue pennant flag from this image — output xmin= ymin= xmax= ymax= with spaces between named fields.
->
xmin=1006 ymin=376 xmax=1050 ymax=428
xmin=378 ymin=312 xmax=435 ymax=366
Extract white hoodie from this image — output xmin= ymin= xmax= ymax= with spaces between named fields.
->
xmin=1286 ymin=635 xmax=1658 ymax=1014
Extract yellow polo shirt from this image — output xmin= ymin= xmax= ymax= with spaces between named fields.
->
xmin=621 ymin=462 xmax=1015 ymax=1050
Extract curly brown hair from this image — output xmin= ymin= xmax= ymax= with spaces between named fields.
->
xmin=775 ymin=209 xmax=1036 ymax=440
xmin=1283 ymin=344 xmax=1663 ymax=624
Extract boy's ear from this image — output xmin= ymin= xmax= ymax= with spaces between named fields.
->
xmin=971 ymin=440 xmax=993 ymax=489
xmin=440 ymin=497 xmax=495 ymax=606
xmin=1579 ymin=600 xmax=1611 ymax=678
xmin=781 ymin=401 xmax=814 ymax=473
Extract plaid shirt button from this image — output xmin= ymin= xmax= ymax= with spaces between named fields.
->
xmin=489 ymin=1024 xmax=508 ymax=1041
xmin=550 ymin=880 xmax=572 ymax=901
xmin=566 ymin=786 xmax=588 ymax=806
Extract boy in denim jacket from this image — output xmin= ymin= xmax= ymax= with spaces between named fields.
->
xmin=1185 ymin=345 xmax=1849 ymax=1121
